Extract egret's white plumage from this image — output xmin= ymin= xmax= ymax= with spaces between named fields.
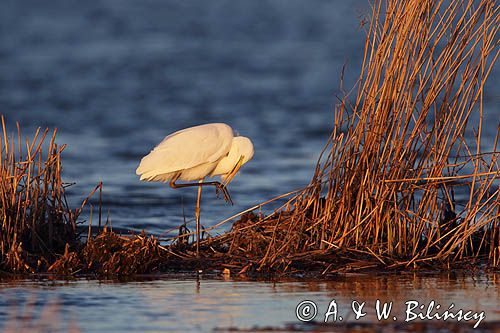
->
xmin=136 ymin=123 xmax=254 ymax=255
xmin=136 ymin=123 xmax=238 ymax=182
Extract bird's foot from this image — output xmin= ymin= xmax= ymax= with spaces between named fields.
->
xmin=215 ymin=183 xmax=233 ymax=205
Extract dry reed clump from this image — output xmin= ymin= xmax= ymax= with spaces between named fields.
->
xmin=0 ymin=117 xmax=86 ymax=273
xmin=80 ymin=229 xmax=164 ymax=275
xmin=0 ymin=117 xmax=109 ymax=275
xmin=0 ymin=117 xmax=194 ymax=277
xmin=42 ymin=228 xmax=171 ymax=276
xmin=172 ymin=0 xmax=500 ymax=275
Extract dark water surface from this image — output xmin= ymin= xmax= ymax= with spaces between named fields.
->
xmin=1 ymin=0 xmax=499 ymax=332
xmin=1 ymin=273 xmax=500 ymax=332
xmin=0 ymin=0 xmax=374 ymax=235
xmin=1 ymin=0 xmax=498 ymax=233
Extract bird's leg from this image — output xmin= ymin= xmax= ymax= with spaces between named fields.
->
xmin=169 ymin=177 xmax=233 ymax=205
xmin=195 ymin=179 xmax=203 ymax=257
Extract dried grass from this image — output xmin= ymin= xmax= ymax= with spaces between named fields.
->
xmin=0 ymin=117 xmax=97 ymax=273
xmin=173 ymin=0 xmax=500 ymax=276
xmin=74 ymin=229 xmax=163 ymax=275
xmin=2 ymin=0 xmax=499 ymax=278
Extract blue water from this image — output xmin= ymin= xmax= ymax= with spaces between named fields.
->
xmin=0 ymin=0 xmax=374 ymax=236
xmin=0 ymin=1 xmax=499 ymax=332
xmin=1 ymin=0 xmax=498 ymax=234
xmin=1 ymin=273 xmax=500 ymax=332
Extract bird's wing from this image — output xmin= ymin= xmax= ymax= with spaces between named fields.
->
xmin=136 ymin=123 xmax=233 ymax=178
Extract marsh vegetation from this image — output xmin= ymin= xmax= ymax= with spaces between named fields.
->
xmin=0 ymin=0 xmax=499 ymax=277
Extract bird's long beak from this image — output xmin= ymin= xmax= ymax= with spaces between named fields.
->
xmin=223 ymin=155 xmax=244 ymax=187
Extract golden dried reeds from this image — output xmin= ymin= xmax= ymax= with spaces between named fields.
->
xmin=288 ymin=0 xmax=500 ymax=267
xmin=3 ymin=0 xmax=499 ymax=278
xmin=0 ymin=117 xmax=90 ymax=273
xmin=47 ymin=229 xmax=166 ymax=276
xmin=184 ymin=0 xmax=500 ymax=275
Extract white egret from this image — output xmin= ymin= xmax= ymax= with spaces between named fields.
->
xmin=136 ymin=123 xmax=254 ymax=255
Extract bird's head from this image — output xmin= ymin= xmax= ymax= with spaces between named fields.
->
xmin=233 ymin=136 xmax=254 ymax=166
xmin=218 ymin=136 xmax=254 ymax=185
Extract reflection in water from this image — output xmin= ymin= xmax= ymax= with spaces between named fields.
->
xmin=2 ymin=295 xmax=80 ymax=333
xmin=0 ymin=273 xmax=499 ymax=332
